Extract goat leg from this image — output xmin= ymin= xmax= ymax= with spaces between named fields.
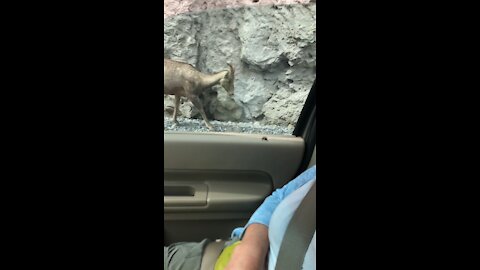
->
xmin=189 ymin=96 xmax=214 ymax=131
xmin=172 ymin=95 xmax=181 ymax=125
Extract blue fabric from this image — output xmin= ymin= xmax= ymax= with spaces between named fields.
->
xmin=231 ymin=165 xmax=317 ymax=238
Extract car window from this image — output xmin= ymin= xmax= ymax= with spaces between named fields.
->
xmin=164 ymin=0 xmax=316 ymax=135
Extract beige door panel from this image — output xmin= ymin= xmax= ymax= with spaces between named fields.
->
xmin=164 ymin=170 xmax=272 ymax=212
xmin=164 ymin=133 xmax=305 ymax=244
xmin=164 ymin=133 xmax=305 ymax=189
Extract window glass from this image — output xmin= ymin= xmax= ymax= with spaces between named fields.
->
xmin=164 ymin=0 xmax=316 ymax=135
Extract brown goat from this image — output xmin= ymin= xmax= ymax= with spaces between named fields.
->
xmin=164 ymin=59 xmax=235 ymax=130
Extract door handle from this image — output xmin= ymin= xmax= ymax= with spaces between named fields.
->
xmin=164 ymin=182 xmax=208 ymax=207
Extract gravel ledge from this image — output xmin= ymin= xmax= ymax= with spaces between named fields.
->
xmin=164 ymin=116 xmax=294 ymax=135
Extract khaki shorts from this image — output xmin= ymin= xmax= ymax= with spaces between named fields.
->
xmin=164 ymin=239 xmax=211 ymax=270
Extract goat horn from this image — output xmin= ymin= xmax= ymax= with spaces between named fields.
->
xmin=227 ymin=63 xmax=235 ymax=75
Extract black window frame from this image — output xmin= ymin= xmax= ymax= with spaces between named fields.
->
xmin=293 ymin=79 xmax=317 ymax=175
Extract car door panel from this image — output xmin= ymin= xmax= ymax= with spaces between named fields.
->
xmin=164 ymin=170 xmax=272 ymax=212
xmin=164 ymin=133 xmax=304 ymax=245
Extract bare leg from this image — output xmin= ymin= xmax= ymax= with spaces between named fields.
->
xmin=189 ymin=96 xmax=214 ymax=131
xmin=172 ymin=95 xmax=181 ymax=125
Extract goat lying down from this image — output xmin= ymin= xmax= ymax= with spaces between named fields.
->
xmin=164 ymin=59 xmax=235 ymax=130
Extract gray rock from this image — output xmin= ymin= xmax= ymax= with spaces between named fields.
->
xmin=164 ymin=3 xmax=316 ymax=129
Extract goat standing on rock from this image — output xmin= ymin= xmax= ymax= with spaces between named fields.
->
xmin=164 ymin=59 xmax=235 ymax=130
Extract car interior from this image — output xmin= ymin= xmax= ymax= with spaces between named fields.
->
xmin=164 ymin=2 xmax=317 ymax=267
xmin=163 ymin=81 xmax=316 ymax=251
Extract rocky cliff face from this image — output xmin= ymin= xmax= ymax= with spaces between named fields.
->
xmin=164 ymin=2 xmax=316 ymax=127
xmin=164 ymin=0 xmax=313 ymax=19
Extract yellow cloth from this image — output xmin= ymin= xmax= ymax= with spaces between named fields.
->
xmin=214 ymin=241 xmax=241 ymax=270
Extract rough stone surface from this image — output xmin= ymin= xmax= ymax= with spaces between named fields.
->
xmin=164 ymin=1 xmax=316 ymax=128
xmin=164 ymin=0 xmax=313 ymax=19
